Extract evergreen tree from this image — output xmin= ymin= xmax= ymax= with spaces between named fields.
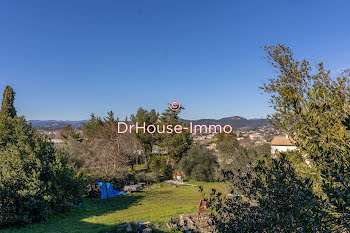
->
xmin=131 ymin=108 xmax=159 ymax=169
xmin=0 ymin=86 xmax=85 ymax=228
xmin=0 ymin=85 xmax=16 ymax=118
xmin=178 ymin=146 xmax=218 ymax=182
xmin=82 ymin=113 xmax=104 ymax=139
xmin=159 ymin=108 xmax=192 ymax=165
xmin=60 ymin=124 xmax=80 ymax=141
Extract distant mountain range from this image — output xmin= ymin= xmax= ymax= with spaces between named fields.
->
xmin=181 ymin=116 xmax=270 ymax=130
xmin=29 ymin=116 xmax=270 ymax=130
xmin=29 ymin=120 xmax=89 ymax=130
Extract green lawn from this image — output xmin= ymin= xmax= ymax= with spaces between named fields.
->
xmin=4 ymin=181 xmax=227 ymax=233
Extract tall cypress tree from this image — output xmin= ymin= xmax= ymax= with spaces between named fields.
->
xmin=0 ymin=86 xmax=85 ymax=228
xmin=0 ymin=85 xmax=16 ymax=118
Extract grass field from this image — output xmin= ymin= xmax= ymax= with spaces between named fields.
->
xmin=4 ymin=180 xmax=227 ymax=233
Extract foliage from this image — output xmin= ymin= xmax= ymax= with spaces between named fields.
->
xmin=60 ymin=124 xmax=80 ymax=141
xmin=129 ymin=106 xmax=192 ymax=173
xmin=158 ymin=108 xmax=192 ymax=166
xmin=216 ymin=132 xmax=237 ymax=143
xmin=149 ymin=155 xmax=173 ymax=179
xmin=216 ymin=132 xmax=269 ymax=180
xmin=3 ymin=181 xmax=226 ymax=233
xmin=178 ymin=146 xmax=218 ymax=182
xmin=82 ymin=113 xmax=104 ymax=140
xmin=67 ymin=111 xmax=140 ymax=185
xmin=130 ymin=108 xmax=159 ymax=169
xmin=204 ymin=154 xmax=330 ymax=232
xmin=0 ymin=86 xmax=16 ymax=118
xmin=216 ymin=133 xmax=250 ymax=173
xmin=134 ymin=171 xmax=160 ymax=184
xmin=261 ymin=45 xmax=350 ymax=157
xmin=201 ymin=44 xmax=350 ymax=232
xmin=0 ymin=86 xmax=85 ymax=228
xmin=261 ymin=44 xmax=350 ymax=229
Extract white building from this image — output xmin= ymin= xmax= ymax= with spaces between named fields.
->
xmin=271 ymin=135 xmax=297 ymax=155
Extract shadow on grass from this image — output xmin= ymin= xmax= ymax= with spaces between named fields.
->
xmin=4 ymin=194 xmax=152 ymax=233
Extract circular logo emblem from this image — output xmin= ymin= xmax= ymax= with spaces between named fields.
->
xmin=169 ymin=99 xmax=181 ymax=112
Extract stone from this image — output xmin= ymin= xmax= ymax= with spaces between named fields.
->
xmin=116 ymin=222 xmax=132 ymax=232
xmin=142 ymin=228 xmax=152 ymax=233
xmin=123 ymin=184 xmax=142 ymax=193
xmin=179 ymin=212 xmax=215 ymax=233
xmin=165 ymin=180 xmax=197 ymax=187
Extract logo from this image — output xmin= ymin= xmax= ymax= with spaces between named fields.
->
xmin=169 ymin=99 xmax=181 ymax=112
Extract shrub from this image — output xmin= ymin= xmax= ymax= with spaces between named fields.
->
xmin=134 ymin=171 xmax=160 ymax=184
xmin=204 ymin=154 xmax=330 ymax=232
xmin=149 ymin=155 xmax=173 ymax=179
xmin=178 ymin=146 xmax=218 ymax=182
xmin=85 ymin=167 xmax=131 ymax=190
xmin=0 ymin=116 xmax=86 ymax=227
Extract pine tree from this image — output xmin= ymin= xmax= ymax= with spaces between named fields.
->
xmin=159 ymin=108 xmax=192 ymax=165
xmin=131 ymin=108 xmax=159 ymax=169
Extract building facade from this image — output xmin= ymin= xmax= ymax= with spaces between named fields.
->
xmin=271 ymin=135 xmax=297 ymax=155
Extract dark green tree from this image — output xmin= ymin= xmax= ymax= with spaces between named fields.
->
xmin=204 ymin=154 xmax=329 ymax=232
xmin=0 ymin=86 xmax=16 ymax=118
xmin=216 ymin=134 xmax=251 ymax=176
xmin=130 ymin=108 xmax=159 ymax=169
xmin=0 ymin=86 xmax=85 ymax=228
xmin=158 ymin=108 xmax=192 ymax=166
xmin=261 ymin=44 xmax=350 ymax=229
xmin=82 ymin=113 xmax=104 ymax=140
xmin=216 ymin=132 xmax=267 ymax=180
xmin=60 ymin=124 xmax=80 ymax=141
xmin=201 ymin=45 xmax=345 ymax=232
xmin=178 ymin=146 xmax=218 ymax=182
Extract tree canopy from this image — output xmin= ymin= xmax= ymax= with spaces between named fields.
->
xmin=0 ymin=86 xmax=85 ymax=228
xmin=0 ymin=85 xmax=16 ymax=118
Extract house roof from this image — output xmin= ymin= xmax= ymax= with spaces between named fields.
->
xmin=271 ymin=136 xmax=295 ymax=146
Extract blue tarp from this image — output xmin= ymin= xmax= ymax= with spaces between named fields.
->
xmin=97 ymin=182 xmax=126 ymax=199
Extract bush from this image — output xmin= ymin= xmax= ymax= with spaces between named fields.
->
xmin=135 ymin=171 xmax=160 ymax=184
xmin=204 ymin=154 xmax=330 ymax=232
xmin=0 ymin=116 xmax=86 ymax=227
xmin=0 ymin=86 xmax=86 ymax=228
xmin=149 ymin=155 xmax=173 ymax=179
xmin=85 ymin=167 xmax=132 ymax=190
xmin=178 ymin=146 xmax=218 ymax=182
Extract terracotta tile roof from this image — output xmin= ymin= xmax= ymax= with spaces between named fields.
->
xmin=271 ymin=135 xmax=295 ymax=146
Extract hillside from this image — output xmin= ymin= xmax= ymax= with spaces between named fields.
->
xmin=29 ymin=116 xmax=270 ymax=130
xmin=181 ymin=116 xmax=270 ymax=130
xmin=29 ymin=120 xmax=89 ymax=130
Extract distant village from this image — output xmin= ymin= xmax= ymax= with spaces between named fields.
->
xmin=39 ymin=124 xmax=296 ymax=156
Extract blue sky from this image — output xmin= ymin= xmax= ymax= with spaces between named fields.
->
xmin=0 ymin=0 xmax=349 ymax=120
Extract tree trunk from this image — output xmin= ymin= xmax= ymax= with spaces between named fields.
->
xmin=166 ymin=155 xmax=170 ymax=166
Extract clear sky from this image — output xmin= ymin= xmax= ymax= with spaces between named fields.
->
xmin=0 ymin=0 xmax=349 ymax=121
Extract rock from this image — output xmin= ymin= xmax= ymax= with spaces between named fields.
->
xmin=165 ymin=180 xmax=198 ymax=187
xmin=126 ymin=224 xmax=132 ymax=232
xmin=167 ymin=218 xmax=179 ymax=229
xmin=123 ymin=184 xmax=142 ymax=193
xmin=116 ymin=222 xmax=132 ymax=232
xmin=179 ymin=212 xmax=215 ymax=233
xmin=143 ymin=228 xmax=152 ymax=233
